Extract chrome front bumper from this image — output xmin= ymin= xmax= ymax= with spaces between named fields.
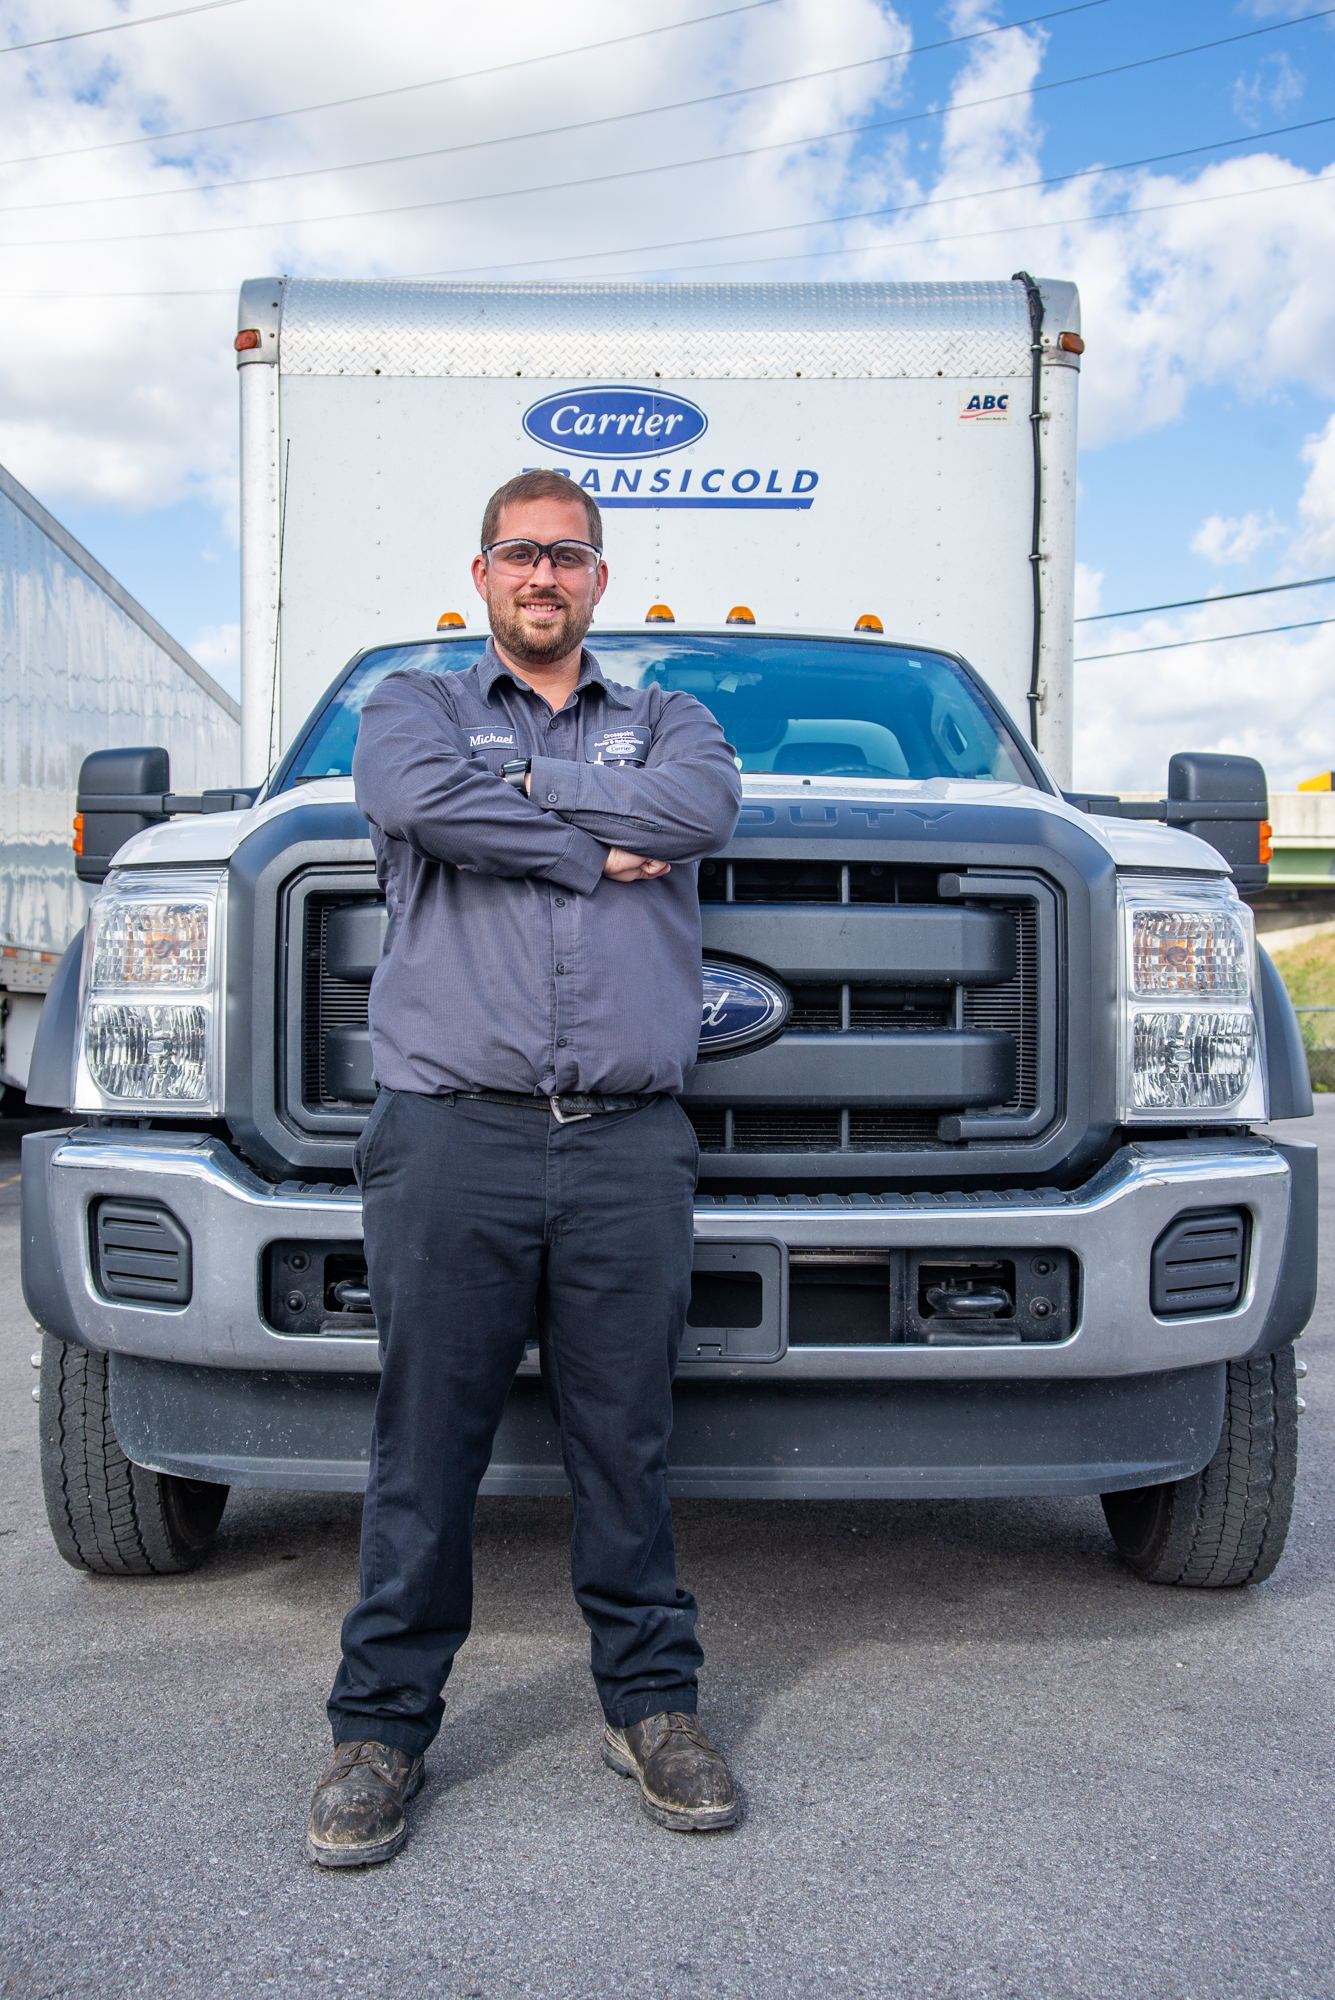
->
xmin=23 ymin=1127 xmax=1297 ymax=1381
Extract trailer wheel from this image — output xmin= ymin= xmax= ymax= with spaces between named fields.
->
xmin=38 ymin=1335 xmax=228 ymax=1575
xmin=1101 ymin=1349 xmax=1298 ymax=1587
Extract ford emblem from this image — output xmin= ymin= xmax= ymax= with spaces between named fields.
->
xmin=522 ymin=385 xmax=707 ymax=461
xmin=698 ymin=959 xmax=792 ymax=1058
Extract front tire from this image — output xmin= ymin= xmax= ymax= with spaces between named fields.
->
xmin=38 ymin=1335 xmax=228 ymax=1575
xmin=1102 ymin=1349 xmax=1298 ymax=1587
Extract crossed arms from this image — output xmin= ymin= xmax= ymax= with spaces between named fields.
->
xmin=352 ymin=673 xmax=743 ymax=897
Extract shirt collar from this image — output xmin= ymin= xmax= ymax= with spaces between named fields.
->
xmin=478 ymin=636 xmax=632 ymax=709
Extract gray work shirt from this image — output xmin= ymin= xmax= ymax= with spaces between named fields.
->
xmin=352 ymin=639 xmax=743 ymax=1099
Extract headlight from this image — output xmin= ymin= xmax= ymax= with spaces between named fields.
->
xmin=1117 ymin=876 xmax=1266 ymax=1122
xmin=74 ymin=869 xmax=226 ymax=1114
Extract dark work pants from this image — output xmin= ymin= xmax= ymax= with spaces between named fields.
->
xmin=327 ymin=1088 xmax=704 ymax=1757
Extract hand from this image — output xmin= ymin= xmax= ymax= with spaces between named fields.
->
xmin=602 ymin=848 xmax=671 ymax=882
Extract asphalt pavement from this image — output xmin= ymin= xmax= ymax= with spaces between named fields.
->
xmin=2 ymin=1107 xmax=1334 ymax=2000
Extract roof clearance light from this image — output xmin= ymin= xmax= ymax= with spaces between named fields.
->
xmin=645 ymin=604 xmax=675 ymax=623
xmin=726 ymin=606 xmax=756 ymax=625
xmin=437 ymin=611 xmax=466 ymax=629
xmin=1259 ymin=820 xmax=1273 ymax=866
xmin=234 ymin=329 xmax=261 ymax=352
xmin=72 ymin=812 xmax=84 ymax=858
xmin=1057 ymin=332 xmax=1085 ymax=355
xmin=854 ymin=614 xmax=884 ymax=633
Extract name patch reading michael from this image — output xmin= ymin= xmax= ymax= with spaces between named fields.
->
xmin=469 ymin=728 xmax=517 ymax=752
xmin=586 ymin=726 xmax=651 ymax=765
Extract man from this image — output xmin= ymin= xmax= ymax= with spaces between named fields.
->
xmin=307 ymin=469 xmax=744 ymax=1866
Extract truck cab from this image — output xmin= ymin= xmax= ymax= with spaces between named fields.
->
xmin=21 ymin=614 xmax=1316 ymax=1586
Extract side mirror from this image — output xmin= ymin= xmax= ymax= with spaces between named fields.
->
xmin=75 ymin=746 xmax=171 ymax=884
xmin=1165 ymin=752 xmax=1268 ymax=894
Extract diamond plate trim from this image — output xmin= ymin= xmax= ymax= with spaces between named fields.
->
xmin=277 ymin=279 xmax=1032 ymax=381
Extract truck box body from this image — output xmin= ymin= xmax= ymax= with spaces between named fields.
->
xmin=20 ymin=276 xmax=1315 ymax=1583
xmin=236 ymin=278 xmax=1078 ymax=786
xmin=0 ymin=462 xmax=239 ymax=1092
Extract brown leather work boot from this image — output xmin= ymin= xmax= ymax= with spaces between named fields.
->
xmin=306 ymin=1740 xmax=425 ymax=1867
xmin=602 ymin=1711 xmax=740 ymax=1831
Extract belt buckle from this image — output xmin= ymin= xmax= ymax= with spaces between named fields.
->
xmin=550 ymin=1094 xmax=596 ymax=1124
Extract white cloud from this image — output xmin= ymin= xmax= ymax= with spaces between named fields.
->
xmin=1296 ymin=413 xmax=1335 ymax=568
xmin=1233 ymin=51 xmax=1304 ymax=129
xmin=0 ymin=0 xmax=908 ymax=515
xmin=1191 ymin=511 xmax=1286 ymax=566
xmin=188 ymin=621 xmax=240 ymax=700
xmin=1073 ymin=561 xmax=1103 ymax=619
xmin=1074 ymin=619 xmax=1335 ymax=794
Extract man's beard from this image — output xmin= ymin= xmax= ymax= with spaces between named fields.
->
xmin=486 ymin=587 xmax=594 ymax=666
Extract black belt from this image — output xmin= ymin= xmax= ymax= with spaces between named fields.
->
xmin=456 ymin=1089 xmax=654 ymax=1125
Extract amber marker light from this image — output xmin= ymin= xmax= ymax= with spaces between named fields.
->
xmin=645 ymin=604 xmax=675 ymax=623
xmin=854 ymin=614 xmax=884 ymax=633
xmin=725 ymin=606 xmax=756 ymax=625
xmin=234 ymin=329 xmax=261 ymax=351
xmin=72 ymin=813 xmax=84 ymax=857
xmin=437 ymin=611 xmax=466 ymax=629
xmin=1259 ymin=821 xmax=1273 ymax=866
xmin=1058 ymin=332 xmax=1085 ymax=354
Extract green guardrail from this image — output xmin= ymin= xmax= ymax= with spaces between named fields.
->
xmin=1295 ymin=1008 xmax=1335 ymax=1090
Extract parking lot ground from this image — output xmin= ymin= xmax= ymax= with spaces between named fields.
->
xmin=2 ymin=1107 xmax=1333 ymax=2000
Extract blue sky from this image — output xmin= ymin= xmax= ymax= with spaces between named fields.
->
xmin=4 ymin=0 xmax=1334 ymax=784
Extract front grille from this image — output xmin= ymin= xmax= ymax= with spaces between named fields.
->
xmin=295 ymin=861 xmax=1052 ymax=1160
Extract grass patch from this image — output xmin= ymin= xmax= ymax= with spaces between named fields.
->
xmin=1268 ymin=930 xmax=1335 ymax=1007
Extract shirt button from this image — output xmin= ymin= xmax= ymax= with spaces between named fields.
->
xmin=554 ymin=897 xmax=566 ymax=907
xmin=556 ymin=963 xmax=566 ymax=974
xmin=546 ymin=791 xmax=559 ymax=802
xmin=556 ymin=1037 xmax=568 ymax=1048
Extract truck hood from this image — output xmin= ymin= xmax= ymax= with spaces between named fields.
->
xmin=110 ymin=771 xmax=1231 ymax=877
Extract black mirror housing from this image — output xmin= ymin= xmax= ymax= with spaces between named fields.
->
xmin=75 ymin=746 xmax=170 ymax=883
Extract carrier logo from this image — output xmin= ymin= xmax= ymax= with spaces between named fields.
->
xmin=523 ymin=386 xmax=707 ymax=460
xmin=697 ymin=959 xmax=792 ymax=1058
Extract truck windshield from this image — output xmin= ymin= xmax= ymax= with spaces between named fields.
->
xmin=282 ymin=632 xmax=1035 ymax=789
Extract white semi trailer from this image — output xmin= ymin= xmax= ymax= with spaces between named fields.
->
xmin=0 ymin=461 xmax=239 ymax=1096
xmin=235 ymin=276 xmax=1079 ymax=786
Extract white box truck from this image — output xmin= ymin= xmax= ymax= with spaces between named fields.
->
xmin=21 ymin=277 xmax=1315 ymax=1595
xmin=1 ymin=461 xmax=239 ymax=1099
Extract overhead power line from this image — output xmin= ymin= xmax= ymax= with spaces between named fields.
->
xmin=1077 ymin=618 xmax=1335 ymax=662
xmin=0 ymin=0 xmax=245 ymax=57
xmin=1077 ymin=574 xmax=1335 ymax=623
xmin=2 ymin=7 xmax=1327 ymax=224
xmin=4 ymin=151 xmax=1329 ymax=297
xmin=0 ymin=0 xmax=1107 ymax=173
xmin=392 ymin=112 xmax=1335 ymax=285
xmin=4 ymin=86 xmax=1333 ymax=253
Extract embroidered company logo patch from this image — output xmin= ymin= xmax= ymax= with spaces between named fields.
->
xmin=468 ymin=728 xmax=517 ymax=751
xmin=522 ymin=386 xmax=707 ymax=461
xmin=586 ymin=726 xmax=651 ymax=766
xmin=958 ymin=391 xmax=1011 ymax=423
